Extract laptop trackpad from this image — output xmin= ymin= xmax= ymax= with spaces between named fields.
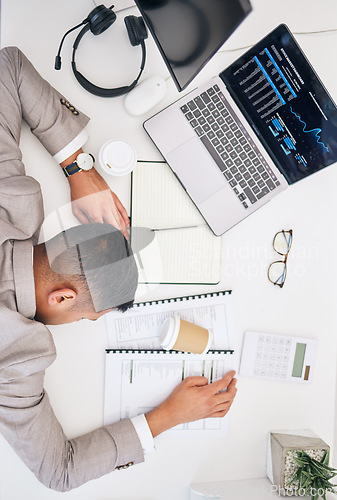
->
xmin=166 ymin=137 xmax=224 ymax=203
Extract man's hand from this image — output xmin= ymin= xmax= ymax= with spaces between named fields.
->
xmin=60 ymin=149 xmax=130 ymax=238
xmin=145 ymin=370 xmax=237 ymax=437
xmin=68 ymin=168 xmax=130 ymax=239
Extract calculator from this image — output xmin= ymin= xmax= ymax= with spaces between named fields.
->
xmin=239 ymin=331 xmax=318 ymax=383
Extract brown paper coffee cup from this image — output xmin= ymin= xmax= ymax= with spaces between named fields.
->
xmin=160 ymin=315 xmax=211 ymax=354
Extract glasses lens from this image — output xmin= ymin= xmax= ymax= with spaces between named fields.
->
xmin=273 ymin=230 xmax=292 ymax=256
xmin=268 ymin=261 xmax=287 ymax=286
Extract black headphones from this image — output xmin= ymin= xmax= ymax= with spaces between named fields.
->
xmin=55 ymin=4 xmax=148 ymax=97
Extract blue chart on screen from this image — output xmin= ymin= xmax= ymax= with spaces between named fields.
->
xmin=290 ymin=107 xmax=329 ymax=152
xmin=223 ymin=24 xmax=337 ymax=183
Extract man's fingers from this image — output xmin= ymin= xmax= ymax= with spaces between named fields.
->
xmin=86 ymin=202 xmax=129 ymax=239
xmin=103 ymin=209 xmax=129 ymax=239
xmin=98 ymin=195 xmax=130 ymax=238
xmin=71 ymin=188 xmax=130 ymax=238
xmin=215 ymin=389 xmax=237 ymax=407
xmin=207 ymin=370 xmax=236 ymax=394
xmin=214 ymin=378 xmax=237 ymax=403
xmin=88 ymin=215 xmax=104 ymax=224
xmin=100 ymin=207 xmax=122 ymax=229
xmin=216 ymin=377 xmax=237 ymax=397
xmin=227 ymin=377 xmax=238 ymax=392
xmin=73 ymin=208 xmax=90 ymax=225
xmin=113 ymin=194 xmax=130 ymax=227
xmin=210 ymin=392 xmax=237 ymax=417
xmin=183 ymin=376 xmax=209 ymax=387
xmin=210 ymin=408 xmax=231 ymax=418
xmin=213 ymin=401 xmax=232 ymax=413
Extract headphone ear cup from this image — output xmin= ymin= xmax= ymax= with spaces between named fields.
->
xmin=124 ymin=16 xmax=148 ymax=46
xmin=87 ymin=5 xmax=116 ymax=35
xmin=70 ymin=10 xmax=147 ymax=98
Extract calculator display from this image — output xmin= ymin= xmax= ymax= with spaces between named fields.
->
xmin=292 ymin=343 xmax=306 ymax=378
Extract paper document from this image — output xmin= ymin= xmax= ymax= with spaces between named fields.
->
xmin=105 ymin=291 xmax=236 ymax=351
xmin=104 ymin=349 xmax=237 ymax=438
xmin=104 ymin=292 xmax=238 ymax=438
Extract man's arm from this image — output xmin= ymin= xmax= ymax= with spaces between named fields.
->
xmin=60 ymin=148 xmax=130 ymax=239
xmin=132 ymin=371 xmax=237 ymax=455
xmin=0 ymin=46 xmax=129 ymax=237
xmin=0 ymin=308 xmax=237 ymax=493
xmin=146 ymin=371 xmax=237 ymax=437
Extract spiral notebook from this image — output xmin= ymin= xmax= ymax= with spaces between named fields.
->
xmin=104 ymin=348 xmax=237 ymax=438
xmin=104 ymin=291 xmax=237 ymax=437
xmin=131 ymin=161 xmax=221 ymax=284
xmin=105 ymin=290 xmax=236 ymax=350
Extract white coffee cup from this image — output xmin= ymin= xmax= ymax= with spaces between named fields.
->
xmin=160 ymin=315 xmax=211 ymax=354
xmin=98 ymin=139 xmax=137 ymax=176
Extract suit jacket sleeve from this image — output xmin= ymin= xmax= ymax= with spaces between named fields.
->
xmin=0 ymin=307 xmax=144 ymax=492
xmin=0 ymin=45 xmax=89 ymax=181
xmin=0 ymin=46 xmax=144 ymax=492
xmin=11 ymin=45 xmax=90 ymax=158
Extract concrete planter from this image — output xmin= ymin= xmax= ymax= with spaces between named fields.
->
xmin=267 ymin=430 xmax=330 ymax=497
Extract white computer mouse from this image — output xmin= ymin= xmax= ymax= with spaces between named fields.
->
xmin=124 ymin=75 xmax=167 ymax=117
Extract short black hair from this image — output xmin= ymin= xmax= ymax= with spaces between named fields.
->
xmin=44 ymin=223 xmax=138 ymax=313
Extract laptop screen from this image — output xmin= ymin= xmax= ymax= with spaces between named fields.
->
xmin=221 ymin=24 xmax=337 ymax=183
xmin=135 ymin=0 xmax=252 ymax=91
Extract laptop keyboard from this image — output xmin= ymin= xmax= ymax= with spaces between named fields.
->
xmin=180 ymin=84 xmax=281 ymax=208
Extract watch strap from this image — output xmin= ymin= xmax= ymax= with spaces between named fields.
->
xmin=62 ymin=161 xmax=82 ymax=178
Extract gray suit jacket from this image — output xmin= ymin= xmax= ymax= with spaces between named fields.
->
xmin=0 ymin=47 xmax=143 ymax=492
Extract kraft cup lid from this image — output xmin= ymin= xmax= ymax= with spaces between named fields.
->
xmin=98 ymin=139 xmax=137 ymax=176
xmin=160 ymin=315 xmax=180 ymax=350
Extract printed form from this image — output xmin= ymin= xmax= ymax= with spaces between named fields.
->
xmin=105 ymin=292 xmax=236 ymax=350
xmin=104 ymin=350 xmax=237 ymax=438
xmin=104 ymin=292 xmax=238 ymax=437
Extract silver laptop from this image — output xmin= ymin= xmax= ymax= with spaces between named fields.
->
xmin=144 ymin=24 xmax=337 ymax=235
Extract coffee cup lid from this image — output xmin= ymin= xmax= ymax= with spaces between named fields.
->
xmin=160 ymin=315 xmax=181 ymax=350
xmin=98 ymin=139 xmax=136 ymax=176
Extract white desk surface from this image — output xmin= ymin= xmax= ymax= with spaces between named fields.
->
xmin=1 ymin=1 xmax=337 ymax=499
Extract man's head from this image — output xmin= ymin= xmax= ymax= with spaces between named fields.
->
xmin=33 ymin=223 xmax=138 ymax=325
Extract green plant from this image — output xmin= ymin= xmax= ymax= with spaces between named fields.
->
xmin=287 ymin=450 xmax=337 ymax=500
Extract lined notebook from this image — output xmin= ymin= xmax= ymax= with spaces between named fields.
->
xmin=105 ymin=290 xmax=236 ymax=351
xmin=130 ymin=161 xmax=222 ymax=284
xmin=104 ymin=348 xmax=237 ymax=438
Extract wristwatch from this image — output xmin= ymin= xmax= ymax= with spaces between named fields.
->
xmin=62 ymin=152 xmax=95 ymax=178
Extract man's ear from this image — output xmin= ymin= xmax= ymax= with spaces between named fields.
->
xmin=47 ymin=288 xmax=77 ymax=307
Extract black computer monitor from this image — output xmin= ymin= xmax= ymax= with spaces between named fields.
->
xmin=134 ymin=0 xmax=252 ymax=91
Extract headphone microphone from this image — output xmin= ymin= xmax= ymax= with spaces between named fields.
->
xmin=54 ymin=4 xmax=148 ymax=97
xmin=54 ymin=19 xmax=87 ymax=71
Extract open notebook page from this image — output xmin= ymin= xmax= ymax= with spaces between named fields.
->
xmin=131 ymin=161 xmax=221 ymax=283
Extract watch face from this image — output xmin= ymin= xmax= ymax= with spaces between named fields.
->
xmin=77 ymin=153 xmax=94 ymax=171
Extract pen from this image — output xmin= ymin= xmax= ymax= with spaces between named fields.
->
xmin=151 ymin=224 xmax=206 ymax=232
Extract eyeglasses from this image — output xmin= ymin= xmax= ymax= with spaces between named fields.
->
xmin=268 ymin=229 xmax=293 ymax=288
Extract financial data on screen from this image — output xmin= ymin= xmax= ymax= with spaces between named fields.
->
xmin=222 ymin=24 xmax=337 ymax=183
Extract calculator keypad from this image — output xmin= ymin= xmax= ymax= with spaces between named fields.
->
xmin=253 ymin=334 xmax=292 ymax=379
